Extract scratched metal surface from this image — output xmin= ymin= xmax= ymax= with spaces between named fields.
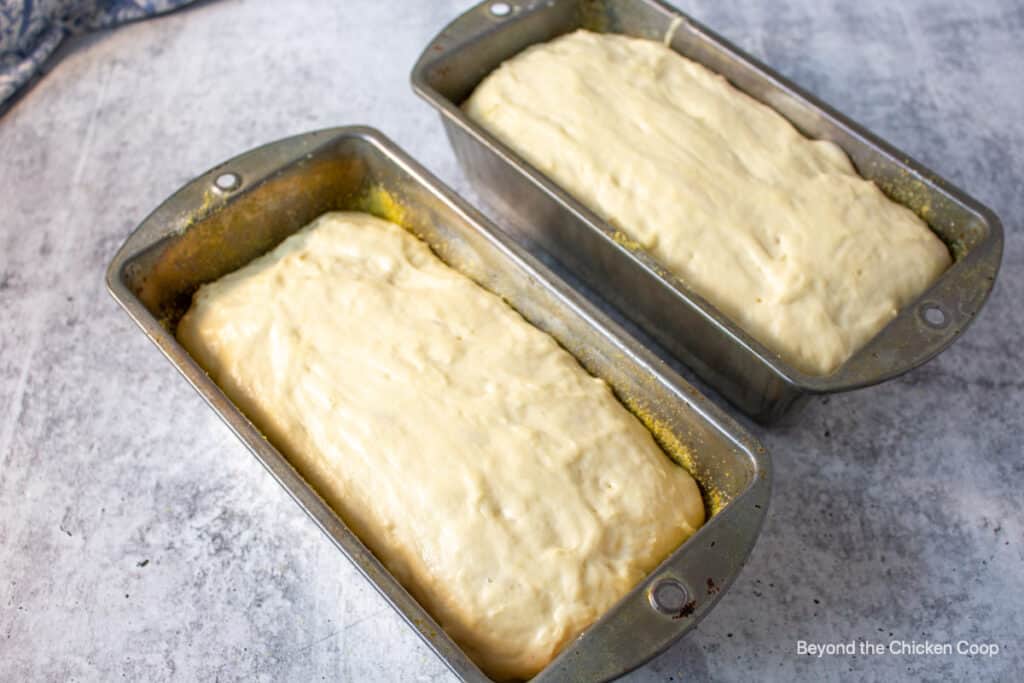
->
xmin=0 ymin=1 xmax=1020 ymax=681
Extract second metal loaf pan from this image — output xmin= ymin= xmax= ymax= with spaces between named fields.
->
xmin=411 ymin=0 xmax=1004 ymax=424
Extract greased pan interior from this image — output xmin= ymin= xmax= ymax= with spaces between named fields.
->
xmin=106 ymin=127 xmax=770 ymax=682
xmin=411 ymin=0 xmax=1004 ymax=423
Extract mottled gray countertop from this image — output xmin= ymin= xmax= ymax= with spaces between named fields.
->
xmin=1 ymin=0 xmax=1021 ymax=681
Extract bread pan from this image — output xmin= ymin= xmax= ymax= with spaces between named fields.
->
xmin=411 ymin=0 xmax=1004 ymax=424
xmin=106 ymin=126 xmax=770 ymax=681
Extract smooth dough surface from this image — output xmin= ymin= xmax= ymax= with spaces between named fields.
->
xmin=464 ymin=30 xmax=951 ymax=375
xmin=177 ymin=212 xmax=704 ymax=681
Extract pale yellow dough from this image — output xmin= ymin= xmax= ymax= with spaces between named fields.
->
xmin=177 ymin=212 xmax=704 ymax=681
xmin=464 ymin=30 xmax=951 ymax=375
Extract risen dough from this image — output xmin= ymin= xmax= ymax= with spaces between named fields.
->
xmin=177 ymin=212 xmax=704 ymax=681
xmin=464 ymin=30 xmax=951 ymax=375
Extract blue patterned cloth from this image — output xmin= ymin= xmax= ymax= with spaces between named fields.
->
xmin=1 ymin=0 xmax=199 ymax=107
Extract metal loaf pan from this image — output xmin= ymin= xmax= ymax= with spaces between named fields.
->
xmin=106 ymin=127 xmax=770 ymax=682
xmin=411 ymin=0 xmax=1004 ymax=424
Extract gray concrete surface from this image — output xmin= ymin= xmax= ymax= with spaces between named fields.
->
xmin=0 ymin=0 xmax=1020 ymax=681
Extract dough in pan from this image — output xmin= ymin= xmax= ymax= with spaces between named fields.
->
xmin=465 ymin=30 xmax=951 ymax=375
xmin=177 ymin=211 xmax=704 ymax=681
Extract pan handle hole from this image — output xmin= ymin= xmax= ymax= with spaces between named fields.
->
xmin=214 ymin=172 xmax=241 ymax=192
xmin=649 ymin=578 xmax=689 ymax=615
xmin=489 ymin=2 xmax=512 ymax=17
xmin=920 ymin=303 xmax=948 ymax=329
